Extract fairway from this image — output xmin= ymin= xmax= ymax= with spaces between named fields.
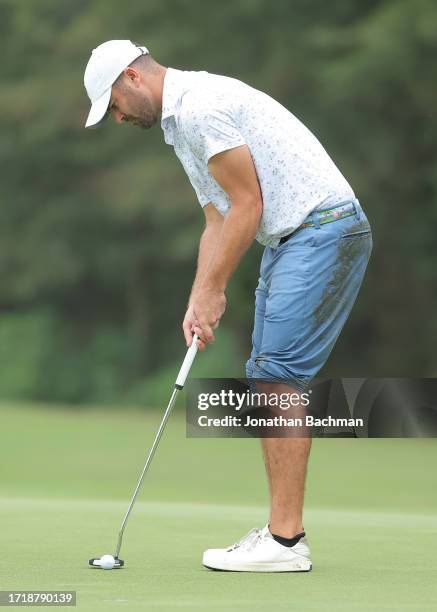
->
xmin=1 ymin=402 xmax=436 ymax=611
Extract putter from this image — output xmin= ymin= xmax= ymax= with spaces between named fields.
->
xmin=89 ymin=333 xmax=199 ymax=569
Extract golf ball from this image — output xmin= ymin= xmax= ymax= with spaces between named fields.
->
xmin=100 ymin=554 xmax=115 ymax=570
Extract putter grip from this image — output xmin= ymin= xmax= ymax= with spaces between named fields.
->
xmin=175 ymin=334 xmax=199 ymax=389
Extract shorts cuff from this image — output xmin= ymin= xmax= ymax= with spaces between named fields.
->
xmin=251 ymin=359 xmax=312 ymax=393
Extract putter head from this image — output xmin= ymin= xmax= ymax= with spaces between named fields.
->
xmin=89 ymin=556 xmax=124 ymax=569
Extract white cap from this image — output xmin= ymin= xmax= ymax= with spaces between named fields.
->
xmin=84 ymin=40 xmax=149 ymax=128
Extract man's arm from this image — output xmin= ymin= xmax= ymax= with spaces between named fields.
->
xmin=191 ymin=144 xmax=263 ymax=345
xmin=204 ymin=144 xmax=263 ymax=291
xmin=182 ymin=203 xmax=224 ymax=347
xmin=189 ymin=204 xmax=224 ymax=306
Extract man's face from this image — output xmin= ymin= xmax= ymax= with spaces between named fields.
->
xmin=108 ymin=77 xmax=158 ymax=129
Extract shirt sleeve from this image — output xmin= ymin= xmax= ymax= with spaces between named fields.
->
xmin=186 ymin=173 xmax=210 ymax=207
xmin=177 ymin=90 xmax=246 ymax=165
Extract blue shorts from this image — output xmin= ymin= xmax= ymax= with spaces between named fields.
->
xmin=245 ymin=200 xmax=372 ymax=392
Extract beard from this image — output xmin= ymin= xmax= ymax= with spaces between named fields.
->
xmin=124 ymin=91 xmax=158 ymax=129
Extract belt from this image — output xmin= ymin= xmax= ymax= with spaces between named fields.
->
xmin=279 ymin=201 xmax=359 ymax=246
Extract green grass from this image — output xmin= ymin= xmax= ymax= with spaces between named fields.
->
xmin=1 ymin=401 xmax=436 ymax=611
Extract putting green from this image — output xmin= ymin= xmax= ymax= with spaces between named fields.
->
xmin=1 ymin=402 xmax=436 ymax=611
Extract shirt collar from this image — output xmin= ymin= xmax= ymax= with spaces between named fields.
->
xmin=160 ymin=67 xmax=200 ymax=144
xmin=161 ymin=67 xmax=187 ymax=122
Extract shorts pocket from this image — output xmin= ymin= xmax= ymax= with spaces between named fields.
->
xmin=341 ymin=229 xmax=371 ymax=239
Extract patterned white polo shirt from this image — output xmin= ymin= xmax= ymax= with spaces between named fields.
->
xmin=161 ymin=67 xmax=355 ymax=248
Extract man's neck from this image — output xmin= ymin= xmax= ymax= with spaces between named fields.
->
xmin=153 ymin=65 xmax=168 ymax=115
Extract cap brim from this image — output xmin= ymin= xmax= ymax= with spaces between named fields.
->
xmin=85 ymin=87 xmax=111 ymax=128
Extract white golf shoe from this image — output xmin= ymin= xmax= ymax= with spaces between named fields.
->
xmin=202 ymin=525 xmax=312 ymax=572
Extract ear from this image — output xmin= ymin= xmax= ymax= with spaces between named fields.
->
xmin=124 ymin=67 xmax=141 ymax=86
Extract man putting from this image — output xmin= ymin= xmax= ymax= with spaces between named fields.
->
xmin=84 ymin=40 xmax=372 ymax=572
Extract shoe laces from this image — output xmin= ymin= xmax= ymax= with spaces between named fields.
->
xmin=228 ymin=528 xmax=263 ymax=552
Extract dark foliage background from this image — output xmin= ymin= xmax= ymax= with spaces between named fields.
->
xmin=1 ymin=0 xmax=435 ymax=405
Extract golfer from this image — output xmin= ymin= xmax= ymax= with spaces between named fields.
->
xmin=84 ymin=40 xmax=372 ymax=572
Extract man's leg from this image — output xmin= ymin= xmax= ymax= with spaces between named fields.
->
xmin=202 ymin=377 xmax=313 ymax=572
xmin=262 ymin=437 xmax=311 ymax=536
xmin=258 ymin=381 xmax=311 ymax=538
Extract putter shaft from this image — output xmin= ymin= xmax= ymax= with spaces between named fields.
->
xmin=114 ymin=335 xmax=199 ymax=559
xmin=114 ymin=387 xmax=179 ymax=558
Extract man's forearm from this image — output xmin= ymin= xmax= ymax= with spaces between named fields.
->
xmin=188 ymin=224 xmax=222 ymax=306
xmin=202 ymin=198 xmax=262 ymax=292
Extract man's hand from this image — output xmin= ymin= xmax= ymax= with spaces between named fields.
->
xmin=191 ymin=286 xmax=227 ymax=346
xmin=182 ymin=304 xmax=207 ymax=351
